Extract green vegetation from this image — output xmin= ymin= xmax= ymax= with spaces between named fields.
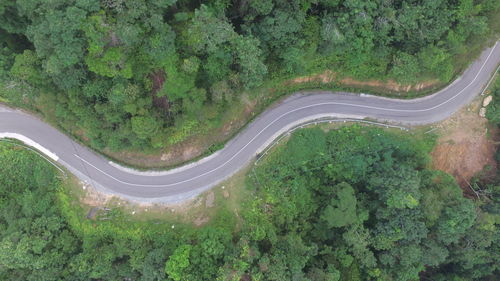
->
xmin=0 ymin=141 xmax=235 ymax=280
xmin=0 ymin=0 xmax=498 ymax=155
xmin=248 ymin=126 xmax=498 ymax=280
xmin=1 ymin=125 xmax=498 ymax=280
xmin=485 ymin=74 xmax=500 ymax=127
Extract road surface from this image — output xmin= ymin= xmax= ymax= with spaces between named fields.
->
xmin=1 ymin=42 xmax=499 ymax=203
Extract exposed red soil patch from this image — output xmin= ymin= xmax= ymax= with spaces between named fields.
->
xmin=288 ymin=70 xmax=440 ymax=93
xmin=340 ymin=77 xmax=439 ymax=92
xmin=290 ymin=70 xmax=337 ymax=84
xmin=102 ymin=70 xmax=440 ymax=168
xmin=431 ymin=100 xmax=497 ymax=193
xmin=432 ymin=137 xmax=496 ymax=188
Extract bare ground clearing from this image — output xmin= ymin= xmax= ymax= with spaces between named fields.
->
xmin=288 ymin=70 xmax=440 ymax=93
xmin=431 ymin=97 xmax=496 ymax=191
xmin=73 ymin=164 xmax=251 ymax=226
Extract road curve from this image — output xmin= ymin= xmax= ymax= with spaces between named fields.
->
xmin=1 ymin=42 xmax=499 ymax=203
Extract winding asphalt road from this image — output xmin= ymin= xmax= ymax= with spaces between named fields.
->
xmin=1 ymin=42 xmax=499 ymax=203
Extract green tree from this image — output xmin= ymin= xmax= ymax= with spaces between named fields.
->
xmin=165 ymin=245 xmax=192 ymax=281
xmin=389 ymin=52 xmax=419 ymax=83
xmin=131 ymin=115 xmax=160 ymax=140
xmin=320 ymin=183 xmax=357 ymax=228
xmin=231 ymin=35 xmax=268 ymax=89
xmin=10 ymin=50 xmax=45 ymax=86
xmin=186 ymin=4 xmax=236 ymax=54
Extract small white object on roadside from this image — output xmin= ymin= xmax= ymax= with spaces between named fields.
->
xmin=171 ymin=225 xmax=175 ymax=229
xmin=221 ymin=186 xmax=225 ymax=189
xmin=479 ymin=107 xmax=487 ymax=117
xmin=483 ymin=95 xmax=493 ymax=107
xmin=132 ymin=211 xmax=136 ymax=215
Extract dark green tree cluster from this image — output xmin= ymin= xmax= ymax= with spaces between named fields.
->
xmin=0 ymin=0 xmax=498 ymax=151
xmin=0 ymin=143 xmax=79 ymax=280
xmin=1 ymin=125 xmax=499 ymax=280
xmin=430 ymin=80 xmax=500 ymax=280
xmin=229 ymin=126 xmax=498 ymax=280
xmin=0 ymin=142 xmax=236 ymax=280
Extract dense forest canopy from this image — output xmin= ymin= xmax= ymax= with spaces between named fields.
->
xmin=0 ymin=0 xmax=498 ymax=152
xmin=245 ymin=127 xmax=498 ymax=281
xmin=0 ymin=126 xmax=498 ymax=280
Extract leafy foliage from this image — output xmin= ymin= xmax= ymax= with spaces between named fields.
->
xmin=242 ymin=126 xmax=497 ymax=280
xmin=1 ymin=125 xmax=498 ymax=280
xmin=0 ymin=0 xmax=497 ymax=152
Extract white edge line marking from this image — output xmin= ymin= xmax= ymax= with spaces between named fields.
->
xmin=0 ymin=133 xmax=59 ymax=161
xmin=12 ymin=43 xmax=500 ymax=189
xmin=75 ymin=42 xmax=498 ymax=188
xmin=0 ymin=138 xmax=66 ymax=175
xmin=480 ymin=65 xmax=499 ymax=96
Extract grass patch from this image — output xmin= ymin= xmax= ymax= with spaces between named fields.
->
xmin=89 ymin=36 xmax=497 ymax=170
xmin=49 ymin=120 xmax=439 ymax=235
xmin=55 ymin=162 xmax=252 ymax=232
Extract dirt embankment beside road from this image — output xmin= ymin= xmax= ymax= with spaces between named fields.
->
xmin=431 ymin=97 xmax=497 ymax=194
xmin=289 ymin=70 xmax=440 ymax=93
